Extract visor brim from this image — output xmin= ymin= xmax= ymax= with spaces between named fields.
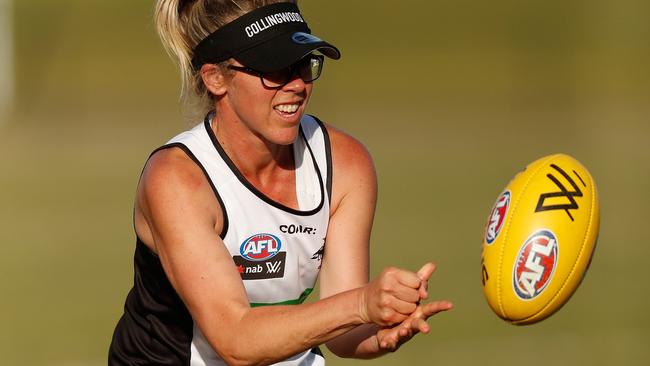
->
xmin=234 ymin=31 xmax=340 ymax=73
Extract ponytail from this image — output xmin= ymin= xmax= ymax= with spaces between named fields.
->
xmin=154 ymin=0 xmax=297 ymax=120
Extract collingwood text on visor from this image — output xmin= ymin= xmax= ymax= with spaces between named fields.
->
xmin=245 ymin=12 xmax=305 ymax=38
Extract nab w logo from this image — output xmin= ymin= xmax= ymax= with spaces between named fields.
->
xmin=266 ymin=261 xmax=283 ymax=274
xmin=535 ymin=164 xmax=587 ymax=221
xmin=233 ymin=252 xmax=287 ymax=280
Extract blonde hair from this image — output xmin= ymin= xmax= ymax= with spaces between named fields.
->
xmin=154 ymin=0 xmax=297 ymax=120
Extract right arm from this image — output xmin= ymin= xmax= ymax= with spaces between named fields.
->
xmin=133 ymin=148 xmax=425 ymax=366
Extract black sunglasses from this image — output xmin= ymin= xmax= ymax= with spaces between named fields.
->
xmin=227 ymin=54 xmax=325 ymax=89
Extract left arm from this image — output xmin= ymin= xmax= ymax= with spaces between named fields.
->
xmin=319 ymin=123 xmax=452 ymax=358
xmin=318 ymin=123 xmax=380 ymax=358
xmin=318 ymin=124 xmax=449 ymax=358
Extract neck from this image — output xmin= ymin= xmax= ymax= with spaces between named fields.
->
xmin=210 ymin=111 xmax=296 ymax=186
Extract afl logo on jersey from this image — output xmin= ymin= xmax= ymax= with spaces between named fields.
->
xmin=240 ymin=233 xmax=282 ymax=261
xmin=513 ymin=229 xmax=559 ymax=300
xmin=485 ymin=191 xmax=511 ymax=244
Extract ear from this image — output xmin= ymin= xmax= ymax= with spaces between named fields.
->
xmin=200 ymin=64 xmax=227 ymax=96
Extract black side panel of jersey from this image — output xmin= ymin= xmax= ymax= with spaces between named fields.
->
xmin=108 ymin=239 xmax=193 ymax=365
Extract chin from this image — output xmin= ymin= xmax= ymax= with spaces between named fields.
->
xmin=272 ymin=129 xmax=301 ymax=146
xmin=268 ymin=114 xmax=303 ymax=145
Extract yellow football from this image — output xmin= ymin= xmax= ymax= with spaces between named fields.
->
xmin=481 ymin=154 xmax=599 ymax=325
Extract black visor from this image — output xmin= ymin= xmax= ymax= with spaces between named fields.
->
xmin=191 ymin=3 xmax=340 ymax=72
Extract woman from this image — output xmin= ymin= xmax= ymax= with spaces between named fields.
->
xmin=109 ymin=1 xmax=452 ymax=365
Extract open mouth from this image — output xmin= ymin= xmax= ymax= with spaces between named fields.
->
xmin=273 ymin=103 xmax=300 ymax=115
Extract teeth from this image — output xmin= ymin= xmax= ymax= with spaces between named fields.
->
xmin=275 ymin=103 xmax=299 ymax=113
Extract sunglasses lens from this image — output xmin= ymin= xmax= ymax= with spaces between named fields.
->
xmin=261 ymin=68 xmax=292 ymax=88
xmin=260 ymin=55 xmax=324 ymax=88
xmin=299 ymin=56 xmax=323 ymax=82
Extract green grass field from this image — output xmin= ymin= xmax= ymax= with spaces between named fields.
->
xmin=1 ymin=1 xmax=649 ymax=365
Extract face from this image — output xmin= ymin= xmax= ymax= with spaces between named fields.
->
xmin=212 ymin=60 xmax=314 ymax=146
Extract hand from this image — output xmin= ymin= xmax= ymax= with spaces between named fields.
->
xmin=375 ymin=300 xmax=453 ymax=352
xmin=359 ymin=262 xmax=437 ymax=327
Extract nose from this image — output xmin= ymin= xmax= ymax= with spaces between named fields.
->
xmin=281 ymin=70 xmax=308 ymax=93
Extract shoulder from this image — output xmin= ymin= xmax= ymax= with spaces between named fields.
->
xmin=304 ymin=115 xmax=372 ymax=164
xmin=141 ymin=146 xmax=209 ymax=194
xmin=137 ymin=146 xmax=221 ymax=232
xmin=319 ymin=121 xmax=377 ymax=213
xmin=322 ymin=122 xmax=375 ymax=178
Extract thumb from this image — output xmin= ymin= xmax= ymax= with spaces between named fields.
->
xmin=416 ymin=262 xmax=436 ymax=282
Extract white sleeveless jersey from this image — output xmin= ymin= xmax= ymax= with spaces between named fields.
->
xmin=167 ymin=114 xmax=331 ymax=365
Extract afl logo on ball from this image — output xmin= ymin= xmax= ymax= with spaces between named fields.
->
xmin=513 ymin=229 xmax=559 ymax=300
xmin=240 ymin=233 xmax=282 ymax=261
xmin=485 ymin=191 xmax=511 ymax=244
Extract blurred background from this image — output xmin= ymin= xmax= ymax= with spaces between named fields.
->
xmin=0 ymin=0 xmax=648 ymax=365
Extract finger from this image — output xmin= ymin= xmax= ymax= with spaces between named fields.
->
xmin=420 ymin=300 xmax=454 ymax=318
xmin=416 ymin=263 xmax=434 ymax=300
xmin=379 ymin=338 xmax=389 ymax=349
xmin=393 ymin=286 xmax=421 ymax=303
xmin=418 ymin=281 xmax=429 ymax=300
xmin=393 ymin=269 xmax=422 ymax=289
xmin=386 ymin=322 xmax=417 ymax=351
xmin=376 ymin=329 xmax=393 ymax=350
xmin=375 ymin=305 xmax=409 ymax=326
xmin=389 ymin=297 xmax=418 ymax=317
xmin=399 ymin=318 xmax=413 ymax=337
xmin=411 ymin=317 xmax=430 ymax=334
xmin=379 ymin=332 xmax=399 ymax=351
xmin=399 ymin=326 xmax=409 ymax=337
xmin=416 ymin=262 xmax=436 ymax=282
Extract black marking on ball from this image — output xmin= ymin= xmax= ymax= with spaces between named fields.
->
xmin=535 ymin=164 xmax=584 ymax=222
